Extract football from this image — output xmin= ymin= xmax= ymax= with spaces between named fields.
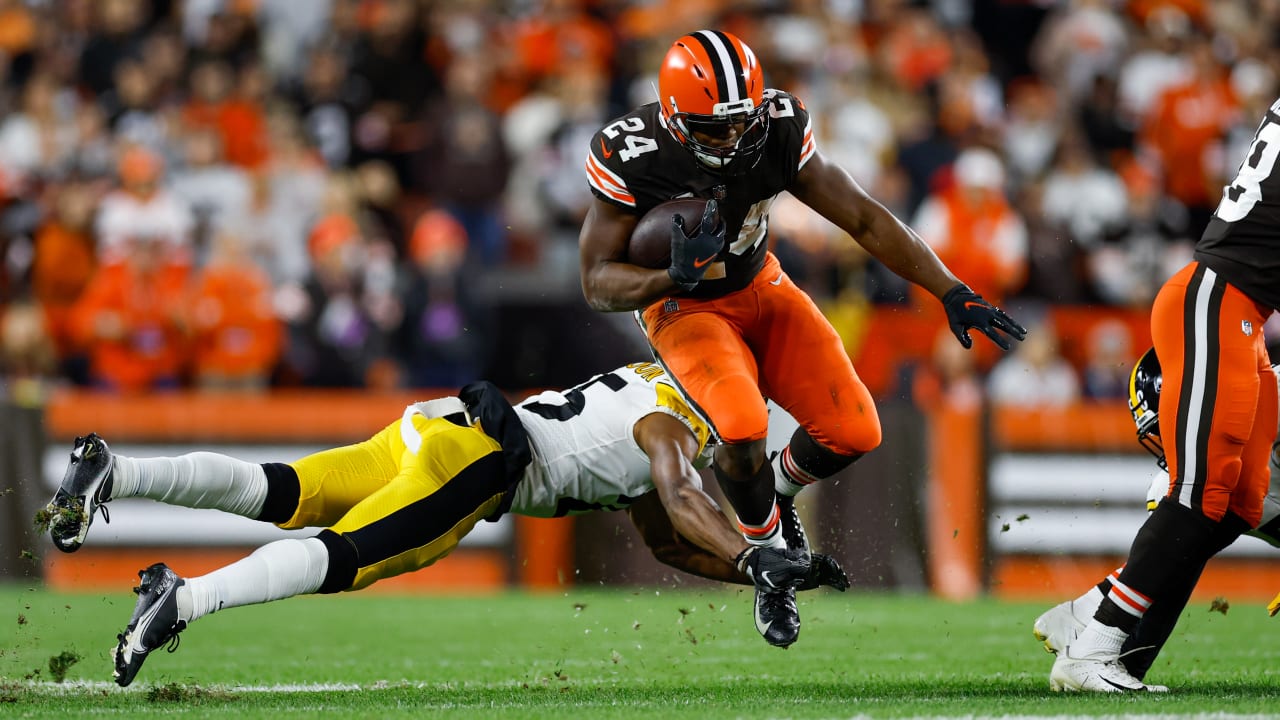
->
xmin=626 ymin=198 xmax=712 ymax=269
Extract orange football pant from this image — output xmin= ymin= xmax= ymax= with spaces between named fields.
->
xmin=1151 ymin=261 xmax=1276 ymax=526
xmin=639 ymin=253 xmax=881 ymax=456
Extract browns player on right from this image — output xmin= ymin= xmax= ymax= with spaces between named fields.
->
xmin=1049 ymin=99 xmax=1280 ymax=693
xmin=1035 ymin=349 xmax=1280 ymax=687
xmin=578 ymin=29 xmax=1026 ymax=648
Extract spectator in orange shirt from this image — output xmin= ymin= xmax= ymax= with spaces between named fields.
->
xmin=71 ymin=236 xmax=191 ymax=393
xmin=182 ymin=58 xmax=269 ymax=170
xmin=911 ymin=147 xmax=1029 ymax=308
xmin=1140 ymin=35 xmax=1238 ymax=232
xmin=189 ymin=232 xmax=283 ymax=391
xmin=31 ymin=182 xmax=98 ymax=370
xmin=910 ymin=147 xmax=1029 ymax=368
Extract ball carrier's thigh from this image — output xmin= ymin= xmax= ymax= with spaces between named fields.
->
xmin=1151 ymin=262 xmax=1275 ymax=526
xmin=640 ymin=299 xmax=768 ymax=445
xmin=291 ymin=415 xmax=512 ymax=591
xmin=751 ymin=262 xmax=881 ymax=456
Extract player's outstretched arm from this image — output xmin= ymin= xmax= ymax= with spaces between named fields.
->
xmin=788 ymin=150 xmax=1026 ymax=350
xmin=788 ymin=150 xmax=960 ymax=299
xmin=625 ymin=490 xmax=750 ymax=585
xmin=633 ymin=412 xmax=749 ymax=567
xmin=628 ymin=413 xmax=846 ymax=590
xmin=579 ymin=198 xmax=686 ymax=312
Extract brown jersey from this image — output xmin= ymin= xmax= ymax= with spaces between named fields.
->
xmin=1196 ymin=98 xmax=1280 ymax=312
xmin=584 ymin=89 xmax=816 ymax=298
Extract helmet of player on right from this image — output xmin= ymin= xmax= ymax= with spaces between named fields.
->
xmin=1128 ymin=346 xmax=1165 ymax=471
xmin=657 ymin=30 xmax=770 ymax=175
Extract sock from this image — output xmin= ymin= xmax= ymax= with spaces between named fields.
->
xmin=1091 ymin=566 xmax=1123 ymax=601
xmin=773 ymin=429 xmax=860 ymax=497
xmin=738 ymin=502 xmax=786 ymax=550
xmin=1071 ymin=585 xmax=1105 ymax=623
xmin=773 ymin=447 xmax=817 ymax=497
xmin=112 ymin=453 xmax=268 ymax=519
xmin=1097 ymin=577 xmax=1151 ymax=633
xmin=177 ymin=537 xmax=329 ymax=623
xmin=1069 ymin=620 xmax=1129 ymax=661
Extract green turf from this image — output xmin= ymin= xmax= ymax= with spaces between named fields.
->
xmin=2 ymin=584 xmax=1278 ymax=718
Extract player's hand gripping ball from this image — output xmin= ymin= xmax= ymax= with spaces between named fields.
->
xmin=627 ymin=198 xmax=725 ymax=290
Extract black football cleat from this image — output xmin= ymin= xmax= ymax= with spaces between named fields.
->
xmin=113 ymin=563 xmax=187 ymax=687
xmin=45 ymin=433 xmax=115 ymax=553
xmin=754 ymin=585 xmax=800 ymax=648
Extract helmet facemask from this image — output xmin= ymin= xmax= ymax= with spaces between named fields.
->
xmin=1128 ymin=348 xmax=1166 ymax=470
xmin=666 ymin=97 xmax=770 ymax=175
xmin=1131 ymin=404 xmax=1167 ymax=470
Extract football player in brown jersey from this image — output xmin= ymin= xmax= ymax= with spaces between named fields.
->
xmin=1050 ymin=100 xmax=1280 ymax=693
xmin=578 ymin=29 xmax=1026 ymax=647
xmin=1037 ymin=350 xmax=1280 ymax=689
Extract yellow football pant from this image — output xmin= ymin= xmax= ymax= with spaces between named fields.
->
xmin=282 ymin=413 xmax=509 ymax=591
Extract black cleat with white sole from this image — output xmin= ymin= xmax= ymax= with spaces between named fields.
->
xmin=754 ymin=585 xmax=800 ymax=648
xmin=45 ymin=433 xmax=115 ymax=553
xmin=113 ymin=563 xmax=187 ymax=687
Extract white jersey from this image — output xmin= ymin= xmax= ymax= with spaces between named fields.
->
xmin=508 ymin=362 xmax=713 ymax=518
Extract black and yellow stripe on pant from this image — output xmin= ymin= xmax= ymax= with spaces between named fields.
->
xmin=279 ymin=413 xmax=510 ymax=592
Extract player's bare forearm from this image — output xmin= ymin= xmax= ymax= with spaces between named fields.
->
xmin=626 ymin=494 xmax=750 ymax=585
xmin=580 ymin=261 xmax=678 ymax=312
xmin=650 ymin=540 xmax=751 ymax=585
xmin=791 ymin=152 xmax=960 ymax=299
xmin=649 ymin=456 xmax=748 ymax=565
xmin=579 ymin=199 xmax=677 ymax=312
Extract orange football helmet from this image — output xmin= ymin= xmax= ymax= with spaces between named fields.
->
xmin=658 ymin=30 xmax=769 ymax=173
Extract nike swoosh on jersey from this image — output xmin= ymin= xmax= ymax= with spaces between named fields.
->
xmin=599 ymin=138 xmax=613 ymax=159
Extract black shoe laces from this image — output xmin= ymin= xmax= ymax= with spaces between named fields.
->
xmin=760 ymin=589 xmax=794 ymax=617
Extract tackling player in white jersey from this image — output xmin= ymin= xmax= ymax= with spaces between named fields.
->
xmin=41 ymin=361 xmax=848 ymax=686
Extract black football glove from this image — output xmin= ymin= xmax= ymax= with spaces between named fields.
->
xmin=795 ymin=553 xmax=850 ymax=592
xmin=941 ymin=284 xmax=1027 ymax=351
xmin=735 ymin=545 xmax=811 ymax=590
xmin=667 ymin=199 xmax=726 ymax=291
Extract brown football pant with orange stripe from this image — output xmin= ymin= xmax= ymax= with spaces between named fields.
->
xmin=1150 ymin=261 xmax=1276 ymax=526
xmin=639 ymin=253 xmax=882 ymax=456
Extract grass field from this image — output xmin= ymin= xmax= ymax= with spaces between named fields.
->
xmin=3 ymin=584 xmax=1278 ymax=718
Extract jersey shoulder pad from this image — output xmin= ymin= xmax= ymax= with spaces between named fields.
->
xmin=585 ymin=104 xmax=667 ymax=211
xmin=621 ymin=362 xmax=713 ymax=451
xmin=763 ymin=89 xmax=816 ymax=171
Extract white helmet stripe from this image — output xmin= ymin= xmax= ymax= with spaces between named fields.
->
xmin=694 ymin=30 xmax=741 ymax=104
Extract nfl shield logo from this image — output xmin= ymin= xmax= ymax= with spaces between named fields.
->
xmin=1243 ymin=320 xmax=1253 ymax=336
xmin=664 ymin=298 xmax=679 ymax=314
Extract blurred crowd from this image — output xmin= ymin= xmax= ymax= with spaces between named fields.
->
xmin=0 ymin=0 xmax=1278 ymax=404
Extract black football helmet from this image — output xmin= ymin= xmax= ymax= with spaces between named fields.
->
xmin=1128 ymin=347 xmax=1166 ymax=470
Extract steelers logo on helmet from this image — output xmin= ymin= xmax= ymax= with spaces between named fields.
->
xmin=1128 ymin=347 xmax=1166 ymax=469
xmin=658 ymin=30 xmax=769 ymax=175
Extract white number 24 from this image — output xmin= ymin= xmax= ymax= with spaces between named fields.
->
xmin=601 ymin=117 xmax=658 ymax=162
